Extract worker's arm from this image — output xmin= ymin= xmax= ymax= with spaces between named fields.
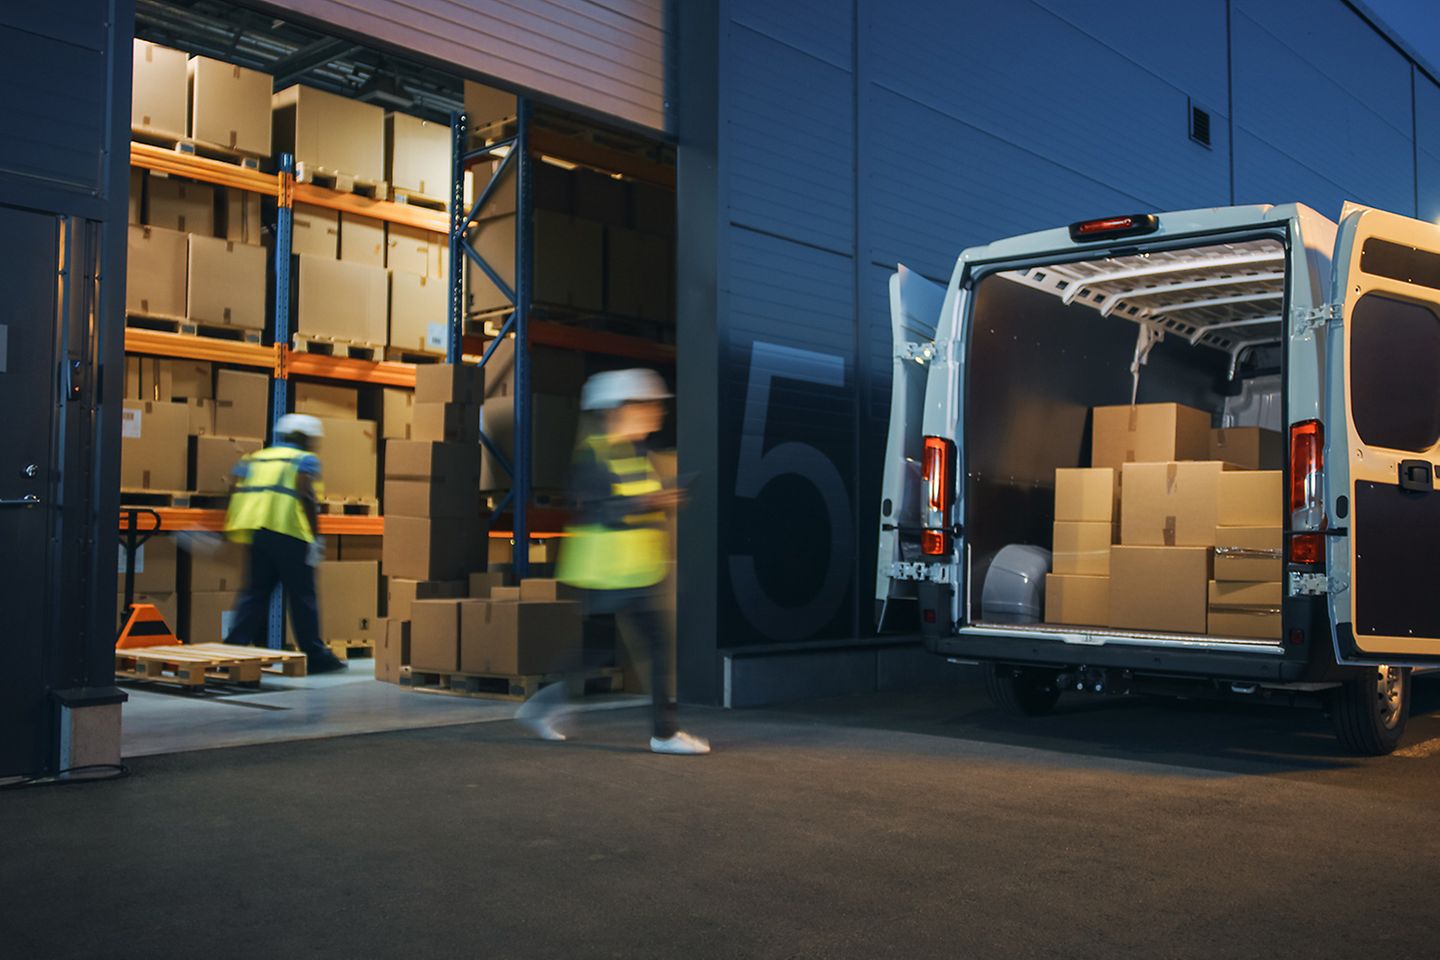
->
xmin=296 ymin=472 xmax=320 ymax=540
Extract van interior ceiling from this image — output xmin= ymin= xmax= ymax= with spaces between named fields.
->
xmin=964 ymin=237 xmax=1287 ymax=619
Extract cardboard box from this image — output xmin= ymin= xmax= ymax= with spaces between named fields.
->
xmin=121 ymin=401 xmax=189 ymax=490
xmin=1210 ymin=427 xmax=1284 ymax=471
xmin=387 ymin=578 xmax=466 ymax=622
xmin=490 ymin=586 xmax=522 ymax=601
xmin=465 ymin=215 xmax=515 ymax=313
xmin=339 ymin=535 xmax=384 ymax=563
xmin=317 ymin=561 xmax=379 ymax=642
xmin=1218 ymin=471 xmax=1282 ymax=527
xmin=469 ymin=571 xmax=506 ymax=598
xmin=187 ymin=399 xmax=216 ymax=437
xmin=296 ymin=254 xmax=389 ymax=346
xmin=384 ymin=477 xmax=478 ymax=518
xmin=292 ymin=203 xmax=339 ymax=259
xmin=157 ymin=359 xmax=213 ymax=400
xmin=535 ymin=213 xmax=603 ymax=311
xmin=317 ymin=418 xmax=378 ymax=501
xmin=214 ymin=370 xmax=269 ymax=439
xmin=383 ymin=388 xmax=414 ymax=439
xmin=1214 ymin=526 xmax=1283 ymax=581
xmin=187 ymin=236 xmax=267 ymax=330
xmin=383 ymin=515 xmax=477 ymax=581
xmin=1052 ymin=521 xmax=1112 ymax=576
xmin=518 ymin=578 xmax=581 ymax=602
xmin=339 ymin=213 xmax=386 ymax=267
xmin=126 ymin=225 xmax=189 ymax=319
xmin=117 ymin=592 xmax=179 ymax=634
xmin=412 ymin=402 xmax=479 ymax=444
xmin=479 ymin=393 xmax=581 ymax=490
xmin=187 ymin=590 xmax=238 ymax=645
xmin=1109 ymin=545 xmax=1212 ymax=634
xmin=1120 ymin=461 xmax=1228 ymax=547
xmin=1092 ymin=403 xmax=1211 ymax=471
xmin=388 ymin=224 xmax=447 ymax=278
xmin=125 ymin=357 xmax=142 ymax=399
xmin=376 ymin=618 xmax=410 ymax=683
xmin=389 ymin=271 xmax=449 ymax=355
xmin=1054 ymin=467 xmax=1117 ymax=523
xmin=132 ymin=40 xmax=187 ymax=140
xmin=295 ymin=382 xmax=359 ymax=420
xmin=1208 ymin=580 xmax=1282 ymax=640
xmin=148 ymin=176 xmax=216 ymax=235
xmin=272 ymin=85 xmax=385 ymax=184
xmin=383 ymin=439 xmax=479 ymax=517
xmin=194 ymin=436 xmax=260 ymax=493
xmin=479 ymin=337 xmax=586 ymax=399
xmin=224 ymin=189 xmax=264 ymax=245
xmin=414 ymin=363 xmax=484 ymax=405
xmin=187 ymin=56 xmax=273 ymax=156
xmin=117 ymin=536 xmax=178 ymax=595
xmin=1044 ymin=574 xmax=1109 ymax=627
xmin=188 ymin=539 xmax=247 ymax=592
xmin=386 ymin=112 xmax=450 ymax=201
xmin=129 ymin=169 xmax=144 ymax=225
xmin=409 ymin=598 xmax=473 ymax=672
xmin=460 ymin=599 xmax=582 ymax=675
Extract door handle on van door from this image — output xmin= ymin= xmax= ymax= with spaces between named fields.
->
xmin=0 ymin=494 xmax=40 ymax=507
xmin=1398 ymin=460 xmax=1433 ymax=493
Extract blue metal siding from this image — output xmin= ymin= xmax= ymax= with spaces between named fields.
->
xmin=1418 ymin=72 xmax=1440 ymax=222
xmin=0 ymin=24 xmax=107 ymax=194
xmin=729 ymin=0 xmax=852 ymax=70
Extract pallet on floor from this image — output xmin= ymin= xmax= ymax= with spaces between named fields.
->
xmin=294 ymin=162 xmax=388 ymax=200
xmin=126 ymin=313 xmax=264 ymax=343
xmin=186 ymin=642 xmax=309 ymax=677
xmin=326 ymin=639 xmax=375 ymax=661
xmin=319 ymin=497 xmax=379 ymax=516
xmin=291 ymin=333 xmax=385 ymax=361
xmin=388 ymin=187 xmax=447 ymax=212
xmin=114 ymin=642 xmax=306 ymax=689
xmin=133 ymin=133 xmax=265 ymax=170
xmin=400 ymin=666 xmax=624 ymax=701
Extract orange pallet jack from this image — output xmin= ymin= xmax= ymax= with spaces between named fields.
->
xmin=116 ymin=507 xmax=180 ymax=649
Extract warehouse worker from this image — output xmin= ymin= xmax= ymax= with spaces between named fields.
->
xmin=515 ymin=369 xmax=708 ymax=755
xmin=222 ymin=413 xmax=346 ymax=674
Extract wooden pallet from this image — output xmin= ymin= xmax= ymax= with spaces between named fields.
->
xmin=389 ymin=187 xmax=448 ymax=212
xmin=319 ymin=497 xmax=379 ymax=516
xmin=133 ymin=133 xmax=264 ymax=170
xmin=327 ymin=639 xmax=375 ymax=661
xmin=385 ymin=346 xmax=446 ymax=364
xmin=118 ymin=489 xmax=228 ymax=509
xmin=115 ymin=642 xmax=307 ymax=689
xmin=186 ymin=643 xmax=309 ymax=677
xmin=126 ymin=313 xmax=264 ymax=343
xmin=401 ymin=666 xmax=623 ymax=702
xmin=294 ymin=162 xmax=388 ymax=200
xmin=291 ymin=333 xmax=385 ymax=361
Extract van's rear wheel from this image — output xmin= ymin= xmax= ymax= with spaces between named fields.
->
xmin=1330 ymin=665 xmax=1410 ymax=756
xmin=985 ymin=665 xmax=1062 ymax=717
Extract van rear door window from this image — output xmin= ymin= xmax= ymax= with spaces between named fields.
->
xmin=1349 ymin=293 xmax=1440 ymax=452
xmin=1361 ymin=238 xmax=1440 ymax=292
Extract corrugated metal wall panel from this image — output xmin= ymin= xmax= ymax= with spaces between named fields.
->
xmin=1418 ymin=72 xmax=1440 ymax=222
xmin=1 ymin=3 xmax=108 ymax=50
xmin=726 ymin=22 xmax=854 ymax=253
xmin=729 ymin=0 xmax=852 ymax=70
xmin=268 ymin=0 xmax=668 ymax=130
xmin=0 ymin=23 xmax=106 ymax=193
xmin=1232 ymin=128 xmax=1353 ymax=218
xmin=1231 ymin=6 xmax=1413 ymax=215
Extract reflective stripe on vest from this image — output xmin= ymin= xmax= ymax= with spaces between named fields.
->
xmin=556 ymin=437 xmax=668 ymax=590
xmin=223 ymin=446 xmax=318 ymax=543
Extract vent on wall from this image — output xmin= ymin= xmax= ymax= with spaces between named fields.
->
xmin=1189 ymin=101 xmax=1212 ymax=148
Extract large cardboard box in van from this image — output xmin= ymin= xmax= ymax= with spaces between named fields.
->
xmin=1054 ymin=467 xmax=1117 ymax=523
xmin=386 ymin=112 xmax=451 ymax=202
xmin=187 ymin=236 xmax=267 ymax=330
xmin=126 ymin=225 xmax=188 ymax=319
xmin=292 ymin=203 xmax=340 ymax=258
xmin=1120 ymin=461 xmax=1228 ymax=547
xmin=1210 ymin=427 xmax=1283 ymax=470
xmin=1208 ymin=579 xmax=1282 ymax=640
xmin=1218 ymin=471 xmax=1282 ymax=527
xmin=1091 ymin=403 xmax=1210 ymax=471
xmin=1214 ymin=526 xmax=1282 ymax=581
xmin=132 ymin=41 xmax=187 ymax=140
xmin=389 ymin=271 xmax=448 ymax=355
xmin=121 ymin=401 xmax=189 ymax=490
xmin=1109 ymin=545 xmax=1212 ymax=634
xmin=148 ymin=177 xmax=216 ymax=235
xmin=272 ymin=85 xmax=385 ymax=184
xmin=317 ymin=418 xmax=377 ymax=501
xmin=1052 ymin=521 xmax=1112 ymax=576
xmin=1044 ymin=574 xmax=1108 ymax=627
xmin=296 ymin=254 xmax=389 ymax=346
xmin=187 ymin=56 xmax=273 ymax=157
xmin=214 ymin=370 xmax=269 ymax=439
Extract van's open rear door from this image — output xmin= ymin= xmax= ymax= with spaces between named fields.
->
xmin=1327 ymin=206 xmax=1440 ymax=663
xmin=876 ymin=265 xmax=947 ymax=621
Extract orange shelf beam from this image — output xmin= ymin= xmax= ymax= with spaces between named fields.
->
xmin=130 ymin=142 xmax=281 ymax=197
xmin=118 ymin=509 xmax=382 ymax=537
xmin=463 ymin=322 xmax=675 ymax=365
xmin=292 ymin=182 xmax=449 ymax=233
xmin=282 ymin=350 xmax=418 ymax=388
xmin=124 ymin=328 xmax=282 ymax=371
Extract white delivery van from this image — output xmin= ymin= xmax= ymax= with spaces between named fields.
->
xmin=877 ymin=202 xmax=1440 ymax=755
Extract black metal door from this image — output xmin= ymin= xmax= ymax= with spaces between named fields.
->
xmin=0 ymin=204 xmax=62 ymax=778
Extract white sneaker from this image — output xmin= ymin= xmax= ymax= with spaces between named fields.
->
xmin=650 ymin=731 xmax=711 ymax=755
xmin=514 ymin=697 xmax=568 ymax=741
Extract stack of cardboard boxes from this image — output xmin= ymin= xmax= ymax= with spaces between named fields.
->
xmin=1045 ymin=402 xmax=1283 ymax=639
xmin=293 ymin=382 xmax=379 ymax=506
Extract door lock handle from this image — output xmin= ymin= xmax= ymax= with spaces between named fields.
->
xmin=0 ymin=494 xmax=40 ymax=508
xmin=1398 ymin=459 xmax=1434 ymax=493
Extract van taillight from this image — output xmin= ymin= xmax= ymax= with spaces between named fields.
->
xmin=921 ymin=435 xmax=955 ymax=556
xmin=1289 ymin=420 xmax=1324 ymax=564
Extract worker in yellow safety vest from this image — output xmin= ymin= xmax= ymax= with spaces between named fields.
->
xmin=515 ymin=369 xmax=709 ymax=755
xmin=222 ymin=413 xmax=346 ymax=673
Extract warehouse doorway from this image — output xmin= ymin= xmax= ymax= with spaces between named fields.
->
xmin=117 ymin=2 xmax=678 ymax=756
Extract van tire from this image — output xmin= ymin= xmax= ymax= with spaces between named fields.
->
xmin=985 ymin=665 xmax=1062 ymax=717
xmin=1330 ymin=666 xmax=1410 ymax=756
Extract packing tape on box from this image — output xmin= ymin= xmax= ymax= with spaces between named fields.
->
xmin=1215 ymin=547 xmax=1283 ymax=559
xmin=1163 ymin=515 xmax=1176 ymax=546
xmin=1208 ymin=605 xmax=1282 ymax=616
xmin=1165 ymin=462 xmax=1178 ymax=493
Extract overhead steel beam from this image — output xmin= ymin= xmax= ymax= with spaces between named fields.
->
xmin=273 ymin=37 xmax=357 ymax=87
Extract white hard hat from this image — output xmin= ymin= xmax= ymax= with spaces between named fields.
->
xmin=275 ymin=413 xmax=324 ymax=439
xmin=579 ymin=369 xmax=672 ymax=411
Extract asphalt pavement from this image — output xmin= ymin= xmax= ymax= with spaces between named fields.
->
xmin=3 ymin=668 xmax=1440 ymax=959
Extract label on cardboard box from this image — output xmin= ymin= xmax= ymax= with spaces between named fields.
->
xmin=1120 ymin=461 xmax=1228 ymax=547
xmin=426 ymin=323 xmax=447 ymax=351
xmin=122 ymin=408 xmax=141 ymax=438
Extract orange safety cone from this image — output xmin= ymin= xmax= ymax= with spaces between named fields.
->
xmin=116 ymin=603 xmax=180 ymax=649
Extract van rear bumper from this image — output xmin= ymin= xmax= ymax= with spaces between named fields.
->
xmin=927 ymin=630 xmax=1309 ymax=683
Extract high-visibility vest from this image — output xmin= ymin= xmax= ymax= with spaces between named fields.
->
xmin=557 ymin=437 xmax=669 ymax=591
xmin=223 ymin=445 xmax=322 ymax=544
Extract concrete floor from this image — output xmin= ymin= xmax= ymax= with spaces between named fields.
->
xmin=5 ymin=669 xmax=1440 ymax=959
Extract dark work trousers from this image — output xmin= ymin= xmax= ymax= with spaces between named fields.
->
xmin=599 ymin=589 xmax=677 ymax=740
xmin=224 ymin=529 xmax=328 ymax=660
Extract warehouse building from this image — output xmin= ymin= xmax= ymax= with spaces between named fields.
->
xmin=2 ymin=0 xmax=1436 ymax=778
